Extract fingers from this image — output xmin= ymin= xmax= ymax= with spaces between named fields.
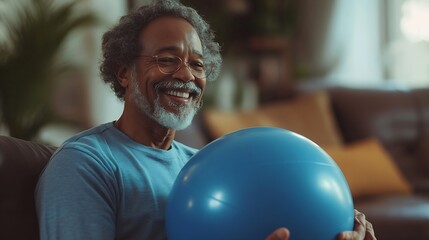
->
xmin=354 ymin=209 xmax=367 ymax=235
xmin=265 ymin=227 xmax=290 ymax=240
xmin=337 ymin=210 xmax=377 ymax=240
xmin=364 ymin=220 xmax=376 ymax=240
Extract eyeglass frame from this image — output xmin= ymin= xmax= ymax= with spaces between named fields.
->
xmin=136 ymin=55 xmax=210 ymax=79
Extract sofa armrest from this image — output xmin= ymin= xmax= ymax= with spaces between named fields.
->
xmin=0 ymin=136 xmax=56 ymax=240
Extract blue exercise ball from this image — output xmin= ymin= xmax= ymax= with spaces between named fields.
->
xmin=166 ymin=127 xmax=354 ymax=240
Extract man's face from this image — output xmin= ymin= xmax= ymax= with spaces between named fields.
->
xmin=128 ymin=17 xmax=206 ymax=130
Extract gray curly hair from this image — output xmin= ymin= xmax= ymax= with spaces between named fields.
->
xmin=100 ymin=0 xmax=222 ymax=100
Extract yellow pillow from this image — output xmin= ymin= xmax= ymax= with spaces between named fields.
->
xmin=323 ymin=138 xmax=412 ymax=198
xmin=203 ymin=90 xmax=343 ymax=147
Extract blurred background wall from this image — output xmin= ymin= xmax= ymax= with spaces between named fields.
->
xmin=1 ymin=0 xmax=429 ymax=145
xmin=40 ymin=0 xmax=127 ymax=144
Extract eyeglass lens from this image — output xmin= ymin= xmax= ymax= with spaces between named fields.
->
xmin=156 ymin=56 xmax=207 ymax=78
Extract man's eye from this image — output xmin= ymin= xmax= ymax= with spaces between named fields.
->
xmin=191 ymin=61 xmax=205 ymax=69
xmin=157 ymin=57 xmax=178 ymax=65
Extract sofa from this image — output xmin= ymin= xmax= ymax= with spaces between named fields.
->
xmin=1 ymin=87 xmax=429 ymax=240
xmin=327 ymin=87 xmax=429 ymax=240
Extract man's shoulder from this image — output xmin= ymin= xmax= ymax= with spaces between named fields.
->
xmin=59 ymin=122 xmax=116 ymax=154
xmin=42 ymin=123 xmax=121 ymax=177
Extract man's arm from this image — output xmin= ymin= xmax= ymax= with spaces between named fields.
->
xmin=35 ymin=148 xmax=117 ymax=240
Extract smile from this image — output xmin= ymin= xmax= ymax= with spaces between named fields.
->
xmin=166 ymin=90 xmax=191 ymax=99
xmin=155 ymin=80 xmax=202 ymax=103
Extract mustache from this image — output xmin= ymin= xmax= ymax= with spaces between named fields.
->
xmin=154 ymin=81 xmax=202 ymax=96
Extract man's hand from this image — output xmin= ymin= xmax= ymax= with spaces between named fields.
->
xmin=337 ymin=209 xmax=377 ymax=240
xmin=265 ymin=228 xmax=290 ymax=240
xmin=265 ymin=209 xmax=376 ymax=240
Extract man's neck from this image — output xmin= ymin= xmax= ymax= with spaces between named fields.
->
xmin=114 ymin=111 xmax=176 ymax=150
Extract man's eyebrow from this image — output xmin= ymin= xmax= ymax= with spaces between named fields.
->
xmin=154 ymin=46 xmax=203 ymax=58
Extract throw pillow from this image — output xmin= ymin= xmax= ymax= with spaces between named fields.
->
xmin=323 ymin=138 xmax=412 ymax=198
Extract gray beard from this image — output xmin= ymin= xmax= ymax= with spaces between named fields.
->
xmin=129 ymin=70 xmax=201 ymax=130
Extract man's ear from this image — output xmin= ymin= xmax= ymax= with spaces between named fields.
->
xmin=117 ymin=66 xmax=131 ymax=88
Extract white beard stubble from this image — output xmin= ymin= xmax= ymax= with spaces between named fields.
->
xmin=129 ymin=67 xmax=201 ymax=130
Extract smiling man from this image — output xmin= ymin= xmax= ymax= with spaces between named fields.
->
xmin=35 ymin=1 xmax=375 ymax=240
xmin=115 ymin=16 xmax=207 ymax=148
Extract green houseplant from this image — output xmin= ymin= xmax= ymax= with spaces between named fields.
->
xmin=0 ymin=0 xmax=97 ymax=140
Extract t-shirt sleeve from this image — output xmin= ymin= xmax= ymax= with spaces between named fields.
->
xmin=35 ymin=147 xmax=117 ymax=240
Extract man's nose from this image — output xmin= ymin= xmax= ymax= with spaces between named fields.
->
xmin=172 ymin=62 xmax=196 ymax=82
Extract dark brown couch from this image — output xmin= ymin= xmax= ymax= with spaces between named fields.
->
xmin=328 ymin=87 xmax=429 ymax=240
xmin=2 ymin=87 xmax=429 ymax=240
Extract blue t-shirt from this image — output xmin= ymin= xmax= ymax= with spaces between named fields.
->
xmin=35 ymin=122 xmax=197 ymax=240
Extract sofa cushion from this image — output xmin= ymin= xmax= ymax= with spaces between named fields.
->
xmin=0 ymin=136 xmax=56 ymax=240
xmin=203 ymin=90 xmax=343 ymax=147
xmin=355 ymin=195 xmax=429 ymax=240
xmin=323 ymin=138 xmax=412 ymax=198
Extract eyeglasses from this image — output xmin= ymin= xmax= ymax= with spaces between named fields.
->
xmin=137 ymin=55 xmax=208 ymax=79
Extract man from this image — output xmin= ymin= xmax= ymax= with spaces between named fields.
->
xmin=35 ymin=0 xmax=376 ymax=239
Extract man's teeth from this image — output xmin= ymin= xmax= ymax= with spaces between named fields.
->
xmin=166 ymin=90 xmax=190 ymax=98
